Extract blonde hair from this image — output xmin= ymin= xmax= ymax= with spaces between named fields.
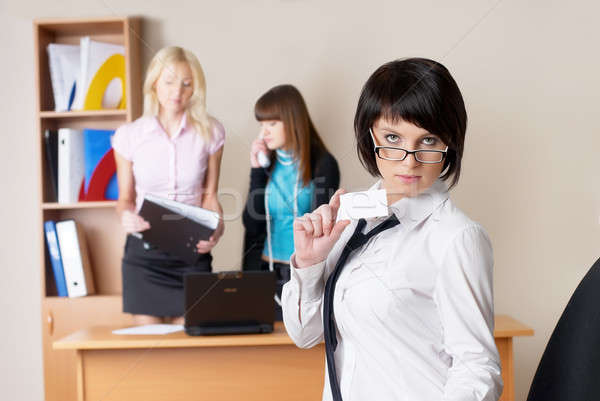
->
xmin=143 ymin=46 xmax=212 ymax=141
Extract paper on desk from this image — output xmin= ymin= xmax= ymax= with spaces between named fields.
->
xmin=112 ymin=324 xmax=184 ymax=335
xmin=337 ymin=189 xmax=388 ymax=221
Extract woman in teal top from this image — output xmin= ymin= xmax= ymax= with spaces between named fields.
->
xmin=243 ymin=84 xmax=340 ymax=319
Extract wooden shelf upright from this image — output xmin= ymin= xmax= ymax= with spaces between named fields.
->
xmin=33 ymin=16 xmax=142 ymax=401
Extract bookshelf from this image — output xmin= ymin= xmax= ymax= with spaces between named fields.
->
xmin=40 ymin=110 xmax=128 ymax=118
xmin=42 ymin=201 xmax=117 ymax=210
xmin=34 ymin=17 xmax=142 ymax=401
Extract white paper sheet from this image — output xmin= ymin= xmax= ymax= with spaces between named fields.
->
xmin=112 ymin=324 xmax=184 ymax=335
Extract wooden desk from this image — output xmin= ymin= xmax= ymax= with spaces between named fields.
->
xmin=54 ymin=315 xmax=532 ymax=401
xmin=494 ymin=315 xmax=534 ymax=401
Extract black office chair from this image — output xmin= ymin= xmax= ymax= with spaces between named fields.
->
xmin=527 ymin=257 xmax=600 ymax=401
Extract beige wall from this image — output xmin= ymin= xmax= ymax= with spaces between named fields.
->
xmin=2 ymin=1 xmax=599 ymax=400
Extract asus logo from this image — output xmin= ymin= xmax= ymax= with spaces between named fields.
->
xmin=224 ymin=288 xmax=238 ymax=293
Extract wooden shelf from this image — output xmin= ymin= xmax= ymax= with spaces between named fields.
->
xmin=35 ymin=16 xmax=129 ymax=25
xmin=40 ymin=110 xmax=127 ymax=118
xmin=42 ymin=201 xmax=117 ymax=210
xmin=34 ymin=17 xmax=127 ymax=38
xmin=35 ymin=17 xmax=141 ymax=401
xmin=45 ymin=294 xmax=122 ymax=301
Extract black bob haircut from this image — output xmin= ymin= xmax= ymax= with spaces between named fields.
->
xmin=354 ymin=58 xmax=467 ymax=189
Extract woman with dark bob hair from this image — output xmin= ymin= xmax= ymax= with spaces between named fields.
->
xmin=282 ymin=58 xmax=503 ymax=401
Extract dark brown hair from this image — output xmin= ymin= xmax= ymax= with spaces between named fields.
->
xmin=255 ymin=84 xmax=327 ymax=186
xmin=354 ymin=58 xmax=467 ymax=189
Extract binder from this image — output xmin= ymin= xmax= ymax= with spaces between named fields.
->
xmin=47 ymin=43 xmax=80 ymax=112
xmin=58 ymin=128 xmax=85 ymax=204
xmin=73 ymin=37 xmax=125 ymax=111
xmin=43 ymin=221 xmax=68 ymax=297
xmin=139 ymin=194 xmax=219 ymax=264
xmin=83 ymin=129 xmax=118 ymax=200
xmin=44 ymin=130 xmax=59 ymax=202
xmin=55 ymin=220 xmax=95 ymax=297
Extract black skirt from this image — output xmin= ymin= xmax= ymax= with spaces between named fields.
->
xmin=122 ymin=235 xmax=212 ymax=317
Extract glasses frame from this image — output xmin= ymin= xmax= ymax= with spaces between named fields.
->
xmin=369 ymin=128 xmax=448 ymax=164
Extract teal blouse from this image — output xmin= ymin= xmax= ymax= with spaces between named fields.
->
xmin=262 ymin=150 xmax=314 ymax=261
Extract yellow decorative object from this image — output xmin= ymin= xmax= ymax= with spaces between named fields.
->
xmin=83 ymin=54 xmax=126 ymax=110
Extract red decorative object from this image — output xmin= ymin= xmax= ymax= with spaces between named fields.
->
xmin=84 ymin=149 xmax=117 ymax=201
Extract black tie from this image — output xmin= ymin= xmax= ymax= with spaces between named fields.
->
xmin=323 ymin=214 xmax=400 ymax=401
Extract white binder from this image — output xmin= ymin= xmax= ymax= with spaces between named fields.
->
xmin=57 ymin=128 xmax=84 ymax=204
xmin=47 ymin=43 xmax=80 ymax=112
xmin=72 ymin=37 xmax=125 ymax=110
xmin=55 ymin=220 xmax=95 ymax=297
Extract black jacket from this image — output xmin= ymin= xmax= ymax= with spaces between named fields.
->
xmin=526 ymin=256 xmax=600 ymax=401
xmin=242 ymin=145 xmax=340 ymax=270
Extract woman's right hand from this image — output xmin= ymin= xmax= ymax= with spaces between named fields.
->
xmin=293 ymin=189 xmax=351 ymax=268
xmin=250 ymin=135 xmax=270 ymax=168
xmin=120 ymin=210 xmax=150 ymax=234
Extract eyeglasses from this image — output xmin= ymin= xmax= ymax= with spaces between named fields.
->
xmin=369 ymin=128 xmax=448 ymax=164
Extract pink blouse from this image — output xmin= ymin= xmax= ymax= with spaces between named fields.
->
xmin=112 ymin=113 xmax=225 ymax=211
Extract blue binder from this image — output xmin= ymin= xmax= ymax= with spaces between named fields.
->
xmin=44 ymin=221 xmax=68 ymax=297
xmin=83 ymin=129 xmax=118 ymax=200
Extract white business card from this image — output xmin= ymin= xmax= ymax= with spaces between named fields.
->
xmin=337 ymin=189 xmax=388 ymax=221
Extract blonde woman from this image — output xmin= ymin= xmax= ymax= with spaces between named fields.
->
xmin=113 ymin=46 xmax=225 ymax=325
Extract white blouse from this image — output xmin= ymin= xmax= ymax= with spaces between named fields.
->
xmin=282 ymin=179 xmax=503 ymax=401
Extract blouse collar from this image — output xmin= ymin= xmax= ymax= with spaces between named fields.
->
xmin=367 ymin=179 xmax=450 ymax=229
xmin=145 ymin=112 xmax=189 ymax=139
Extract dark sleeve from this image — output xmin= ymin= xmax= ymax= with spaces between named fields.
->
xmin=242 ymin=167 xmax=269 ymax=270
xmin=242 ymin=167 xmax=268 ymax=234
xmin=242 ymin=231 xmax=266 ymax=271
xmin=311 ymin=151 xmax=340 ymax=210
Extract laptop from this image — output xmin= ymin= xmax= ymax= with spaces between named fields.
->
xmin=184 ymin=271 xmax=276 ymax=336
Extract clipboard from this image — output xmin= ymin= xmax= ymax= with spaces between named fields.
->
xmin=138 ymin=194 xmax=219 ymax=264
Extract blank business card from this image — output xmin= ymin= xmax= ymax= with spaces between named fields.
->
xmin=337 ymin=189 xmax=388 ymax=221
